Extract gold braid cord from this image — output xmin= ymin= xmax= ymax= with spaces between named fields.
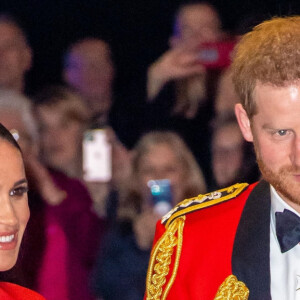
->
xmin=214 ymin=275 xmax=249 ymax=300
xmin=146 ymin=216 xmax=185 ymax=300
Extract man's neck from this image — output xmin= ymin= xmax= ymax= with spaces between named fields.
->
xmin=273 ymin=187 xmax=300 ymax=215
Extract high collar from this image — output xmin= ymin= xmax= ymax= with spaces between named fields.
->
xmin=232 ymin=180 xmax=272 ymax=300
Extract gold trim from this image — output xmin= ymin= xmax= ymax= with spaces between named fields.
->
xmin=146 ymin=216 xmax=185 ymax=300
xmin=214 ymin=275 xmax=249 ymax=300
xmin=164 ymin=183 xmax=249 ymax=228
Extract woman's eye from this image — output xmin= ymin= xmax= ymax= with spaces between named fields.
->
xmin=9 ymin=186 xmax=29 ymax=197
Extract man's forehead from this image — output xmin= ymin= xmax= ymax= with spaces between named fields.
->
xmin=71 ymin=40 xmax=109 ymax=55
xmin=177 ymin=4 xmax=219 ymax=25
xmin=254 ymin=81 xmax=300 ymax=96
xmin=67 ymin=42 xmax=111 ymax=64
xmin=250 ymin=81 xmax=300 ymax=121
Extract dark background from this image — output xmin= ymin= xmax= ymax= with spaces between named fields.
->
xmin=0 ymin=0 xmax=299 ymax=94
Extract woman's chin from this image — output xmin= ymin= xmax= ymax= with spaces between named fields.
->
xmin=0 ymin=263 xmax=16 ymax=272
xmin=0 ymin=252 xmax=18 ymax=272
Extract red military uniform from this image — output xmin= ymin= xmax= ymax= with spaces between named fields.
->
xmin=145 ymin=181 xmax=272 ymax=300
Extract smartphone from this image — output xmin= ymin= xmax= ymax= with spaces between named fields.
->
xmin=82 ymin=129 xmax=112 ymax=182
xmin=147 ymin=179 xmax=173 ymax=216
xmin=197 ymin=40 xmax=236 ymax=69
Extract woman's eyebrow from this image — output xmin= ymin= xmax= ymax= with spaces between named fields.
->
xmin=13 ymin=179 xmax=28 ymax=187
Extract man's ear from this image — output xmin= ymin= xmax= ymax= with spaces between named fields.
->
xmin=235 ymin=103 xmax=253 ymax=142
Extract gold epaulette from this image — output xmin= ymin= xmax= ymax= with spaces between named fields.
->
xmin=214 ymin=275 xmax=249 ymax=299
xmin=162 ymin=183 xmax=249 ymax=228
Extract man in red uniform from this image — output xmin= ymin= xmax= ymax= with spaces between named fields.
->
xmin=145 ymin=16 xmax=300 ymax=300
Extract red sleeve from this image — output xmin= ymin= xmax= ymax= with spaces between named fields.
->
xmin=0 ymin=282 xmax=45 ymax=299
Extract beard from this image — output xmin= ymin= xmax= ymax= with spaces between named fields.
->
xmin=254 ymin=141 xmax=300 ymax=206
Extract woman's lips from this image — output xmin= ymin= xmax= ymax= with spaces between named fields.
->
xmin=0 ymin=232 xmax=18 ymax=250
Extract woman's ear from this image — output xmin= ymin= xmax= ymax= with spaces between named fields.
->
xmin=235 ymin=103 xmax=254 ymax=142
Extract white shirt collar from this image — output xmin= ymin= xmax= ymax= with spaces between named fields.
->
xmin=270 ymin=185 xmax=300 ymax=217
xmin=270 ymin=185 xmax=300 ymax=246
xmin=269 ymin=185 xmax=300 ymax=300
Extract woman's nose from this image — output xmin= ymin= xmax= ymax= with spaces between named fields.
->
xmin=0 ymin=196 xmax=18 ymax=227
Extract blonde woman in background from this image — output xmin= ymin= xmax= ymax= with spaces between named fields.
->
xmin=33 ymin=86 xmax=90 ymax=179
xmin=91 ymin=131 xmax=206 ymax=300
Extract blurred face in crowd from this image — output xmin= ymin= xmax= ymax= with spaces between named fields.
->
xmin=35 ymin=105 xmax=83 ymax=172
xmin=137 ymin=143 xmax=185 ymax=205
xmin=171 ymin=3 xmax=222 ymax=47
xmin=0 ymin=138 xmax=29 ymax=271
xmin=236 ymin=82 xmax=300 ymax=212
xmin=212 ymin=123 xmax=244 ymax=187
xmin=63 ymin=39 xmax=114 ymax=112
xmin=0 ymin=22 xmax=32 ymax=91
xmin=215 ymin=69 xmax=239 ymax=115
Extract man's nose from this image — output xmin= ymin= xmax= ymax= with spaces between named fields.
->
xmin=290 ymin=136 xmax=300 ymax=167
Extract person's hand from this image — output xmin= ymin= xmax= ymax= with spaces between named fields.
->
xmin=25 ymin=154 xmax=66 ymax=206
xmin=105 ymin=127 xmax=131 ymax=187
xmin=147 ymin=44 xmax=205 ymax=100
xmin=133 ymin=210 xmax=161 ymax=250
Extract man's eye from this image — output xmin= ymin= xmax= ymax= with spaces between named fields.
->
xmin=9 ymin=186 xmax=29 ymax=197
xmin=277 ymin=130 xmax=288 ymax=136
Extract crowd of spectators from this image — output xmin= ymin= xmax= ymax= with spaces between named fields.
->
xmin=0 ymin=2 xmax=264 ymax=299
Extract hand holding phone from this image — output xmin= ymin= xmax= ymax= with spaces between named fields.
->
xmin=197 ymin=40 xmax=236 ymax=69
xmin=82 ymin=129 xmax=112 ymax=182
xmin=147 ymin=179 xmax=173 ymax=216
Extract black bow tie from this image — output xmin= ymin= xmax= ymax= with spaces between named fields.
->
xmin=275 ymin=209 xmax=300 ymax=253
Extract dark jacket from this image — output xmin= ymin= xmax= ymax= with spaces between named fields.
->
xmin=91 ymin=220 xmax=150 ymax=300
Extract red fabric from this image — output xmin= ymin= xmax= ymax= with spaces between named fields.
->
xmin=146 ymin=183 xmax=256 ymax=299
xmin=0 ymin=282 xmax=45 ymax=299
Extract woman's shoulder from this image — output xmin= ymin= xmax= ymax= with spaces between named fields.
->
xmin=0 ymin=282 xmax=45 ymax=299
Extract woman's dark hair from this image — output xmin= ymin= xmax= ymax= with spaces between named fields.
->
xmin=0 ymin=123 xmax=21 ymax=152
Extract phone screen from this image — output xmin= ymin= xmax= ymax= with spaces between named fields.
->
xmin=147 ymin=179 xmax=173 ymax=216
xmin=197 ymin=40 xmax=236 ymax=69
xmin=82 ymin=129 xmax=112 ymax=182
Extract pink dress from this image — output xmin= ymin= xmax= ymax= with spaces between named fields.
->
xmin=37 ymin=210 xmax=69 ymax=299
